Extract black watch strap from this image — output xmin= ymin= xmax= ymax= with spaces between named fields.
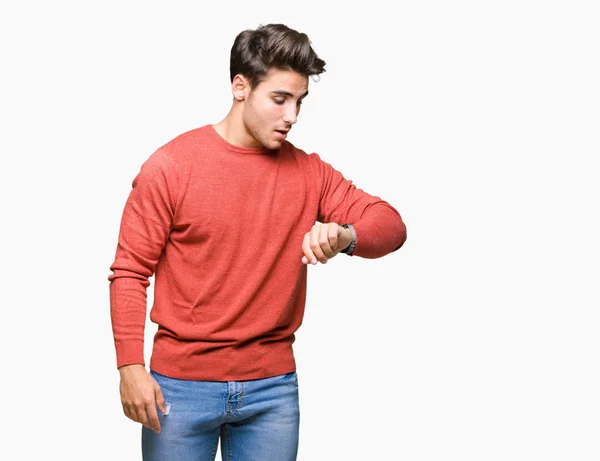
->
xmin=340 ymin=223 xmax=356 ymax=255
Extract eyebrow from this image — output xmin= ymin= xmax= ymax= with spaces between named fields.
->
xmin=270 ymin=90 xmax=309 ymax=99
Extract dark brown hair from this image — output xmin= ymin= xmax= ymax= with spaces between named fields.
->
xmin=230 ymin=23 xmax=326 ymax=89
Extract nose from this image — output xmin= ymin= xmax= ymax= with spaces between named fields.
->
xmin=282 ymin=105 xmax=298 ymax=125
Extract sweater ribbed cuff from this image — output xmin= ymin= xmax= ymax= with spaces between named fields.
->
xmin=115 ymin=340 xmax=145 ymax=369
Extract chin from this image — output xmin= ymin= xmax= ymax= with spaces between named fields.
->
xmin=253 ymin=129 xmax=283 ymax=151
xmin=261 ymin=139 xmax=282 ymax=151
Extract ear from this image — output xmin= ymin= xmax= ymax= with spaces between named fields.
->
xmin=231 ymin=74 xmax=250 ymax=101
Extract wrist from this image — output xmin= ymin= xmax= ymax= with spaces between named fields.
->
xmin=118 ymin=363 xmax=145 ymax=376
xmin=339 ymin=223 xmax=356 ymax=255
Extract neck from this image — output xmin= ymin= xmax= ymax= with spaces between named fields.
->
xmin=213 ymin=102 xmax=259 ymax=148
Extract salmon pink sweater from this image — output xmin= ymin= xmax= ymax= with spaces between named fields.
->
xmin=108 ymin=125 xmax=406 ymax=381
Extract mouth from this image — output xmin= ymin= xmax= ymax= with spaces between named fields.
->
xmin=275 ymin=129 xmax=289 ymax=139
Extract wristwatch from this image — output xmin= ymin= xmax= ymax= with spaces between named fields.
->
xmin=339 ymin=223 xmax=356 ymax=255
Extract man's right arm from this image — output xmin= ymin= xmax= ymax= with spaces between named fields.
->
xmin=108 ymin=146 xmax=178 ymax=368
xmin=108 ymin=147 xmax=179 ymax=429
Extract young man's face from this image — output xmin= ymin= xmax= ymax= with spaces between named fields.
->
xmin=241 ymin=68 xmax=309 ymax=150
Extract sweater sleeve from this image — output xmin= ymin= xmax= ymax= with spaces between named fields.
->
xmin=107 ymin=147 xmax=179 ymax=368
xmin=310 ymin=152 xmax=407 ymax=259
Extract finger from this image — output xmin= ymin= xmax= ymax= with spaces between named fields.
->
xmin=310 ymin=225 xmax=328 ymax=263
xmin=321 ymin=224 xmax=337 ymax=257
xmin=155 ymin=385 xmax=166 ymax=415
xmin=122 ymin=403 xmax=136 ymax=422
xmin=135 ymin=400 xmax=150 ymax=428
xmin=123 ymin=401 xmax=145 ymax=425
xmin=333 ymin=224 xmax=343 ymax=251
xmin=301 ymin=232 xmax=317 ymax=265
xmin=145 ymin=401 xmax=162 ymax=433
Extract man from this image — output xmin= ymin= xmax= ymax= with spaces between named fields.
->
xmin=108 ymin=23 xmax=407 ymax=461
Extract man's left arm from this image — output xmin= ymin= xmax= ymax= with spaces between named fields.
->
xmin=302 ymin=153 xmax=407 ymax=263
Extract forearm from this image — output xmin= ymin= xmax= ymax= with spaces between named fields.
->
xmin=110 ymin=277 xmax=148 ymax=368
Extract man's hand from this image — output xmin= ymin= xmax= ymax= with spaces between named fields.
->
xmin=119 ymin=364 xmax=167 ymax=433
xmin=301 ymin=222 xmax=352 ymax=265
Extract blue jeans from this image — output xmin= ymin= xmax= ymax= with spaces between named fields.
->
xmin=142 ymin=370 xmax=300 ymax=461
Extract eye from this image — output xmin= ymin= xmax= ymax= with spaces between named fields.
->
xmin=274 ymin=98 xmax=285 ymax=105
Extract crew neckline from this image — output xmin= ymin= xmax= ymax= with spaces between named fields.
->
xmin=206 ymin=124 xmax=276 ymax=156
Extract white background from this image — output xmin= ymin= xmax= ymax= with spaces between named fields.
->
xmin=2 ymin=1 xmax=599 ymax=460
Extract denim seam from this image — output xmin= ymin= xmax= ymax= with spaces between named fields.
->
xmin=223 ymin=424 xmax=232 ymax=461
xmin=237 ymin=383 xmax=245 ymax=410
xmin=210 ymin=436 xmax=219 ymax=461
